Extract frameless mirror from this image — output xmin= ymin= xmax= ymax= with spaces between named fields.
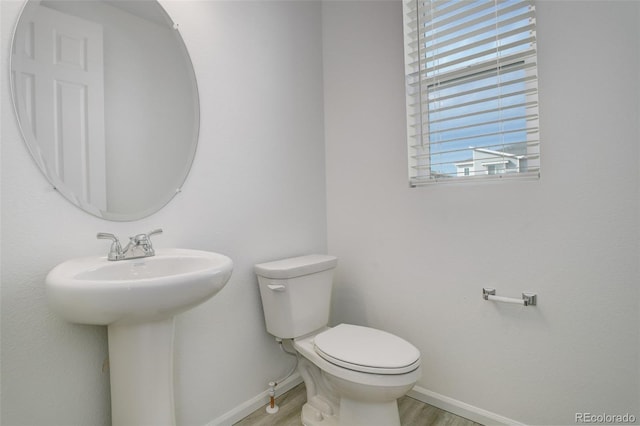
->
xmin=10 ymin=0 xmax=199 ymax=221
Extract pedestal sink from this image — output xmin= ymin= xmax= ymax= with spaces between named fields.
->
xmin=46 ymin=248 xmax=233 ymax=426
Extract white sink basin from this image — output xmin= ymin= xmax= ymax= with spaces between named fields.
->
xmin=46 ymin=248 xmax=233 ymax=325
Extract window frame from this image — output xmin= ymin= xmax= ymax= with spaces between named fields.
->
xmin=402 ymin=0 xmax=541 ymax=186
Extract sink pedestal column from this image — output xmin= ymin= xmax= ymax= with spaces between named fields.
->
xmin=108 ymin=317 xmax=176 ymax=426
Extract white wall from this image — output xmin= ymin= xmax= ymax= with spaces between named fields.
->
xmin=1 ymin=1 xmax=325 ymax=425
xmin=323 ymin=1 xmax=639 ymax=425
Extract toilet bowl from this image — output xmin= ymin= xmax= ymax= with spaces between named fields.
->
xmin=294 ymin=325 xmax=420 ymax=426
xmin=255 ymin=255 xmax=421 ymax=426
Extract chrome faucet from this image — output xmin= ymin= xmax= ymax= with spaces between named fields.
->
xmin=97 ymin=229 xmax=163 ymax=261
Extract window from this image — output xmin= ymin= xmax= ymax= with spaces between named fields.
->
xmin=402 ymin=0 xmax=540 ymax=185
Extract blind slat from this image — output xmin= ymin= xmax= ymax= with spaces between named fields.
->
xmin=423 ymin=25 xmax=534 ymax=68
xmin=425 ymin=74 xmax=538 ymax=106
xmin=425 ymin=127 xmax=539 ymax=147
xmin=413 ymin=141 xmax=540 ymax=161
xmin=407 ymin=85 xmax=538 ymax=113
xmin=428 ymin=114 xmax=539 ymax=137
xmin=425 ymin=17 xmax=535 ymax=57
xmin=419 ymin=3 xmax=534 ymax=44
xmin=409 ymin=49 xmax=538 ymax=89
xmin=407 ymin=60 xmax=536 ymax=91
xmin=426 ymin=101 xmax=538 ymax=126
xmin=418 ymin=1 xmax=496 ymax=31
xmin=405 ymin=1 xmax=532 ymax=48
xmin=417 ymin=35 xmax=536 ymax=72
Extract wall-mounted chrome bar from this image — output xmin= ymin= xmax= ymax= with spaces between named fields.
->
xmin=482 ymin=288 xmax=537 ymax=306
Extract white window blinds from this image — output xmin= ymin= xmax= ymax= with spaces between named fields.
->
xmin=402 ymin=0 xmax=540 ymax=185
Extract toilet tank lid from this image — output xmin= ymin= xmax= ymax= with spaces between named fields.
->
xmin=254 ymin=255 xmax=337 ymax=279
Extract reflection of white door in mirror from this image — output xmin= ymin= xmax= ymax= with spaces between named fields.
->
xmin=12 ymin=5 xmax=106 ymax=211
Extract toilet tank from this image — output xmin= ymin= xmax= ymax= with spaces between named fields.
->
xmin=255 ymin=255 xmax=337 ymax=339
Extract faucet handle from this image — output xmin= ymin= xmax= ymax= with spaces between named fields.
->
xmin=131 ymin=229 xmax=163 ymax=244
xmin=97 ymin=232 xmax=123 ymax=260
xmin=97 ymin=232 xmax=120 ymax=245
xmin=144 ymin=229 xmax=162 ymax=252
xmin=147 ymin=228 xmax=163 ymax=238
xmin=129 ymin=228 xmax=163 ymax=257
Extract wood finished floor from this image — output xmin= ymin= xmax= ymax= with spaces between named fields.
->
xmin=233 ymin=383 xmax=483 ymax=426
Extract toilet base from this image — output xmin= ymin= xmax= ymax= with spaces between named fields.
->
xmin=339 ymin=398 xmax=400 ymax=426
xmin=300 ymin=397 xmax=400 ymax=426
xmin=301 ymin=402 xmax=338 ymax=426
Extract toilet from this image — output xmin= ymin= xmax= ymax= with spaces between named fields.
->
xmin=255 ymin=255 xmax=421 ymax=426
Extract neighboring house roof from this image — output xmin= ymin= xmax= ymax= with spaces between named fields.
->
xmin=455 ymin=146 xmax=527 ymax=169
xmin=473 ymin=147 xmax=525 ymax=160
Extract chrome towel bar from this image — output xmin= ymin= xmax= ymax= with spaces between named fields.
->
xmin=482 ymin=288 xmax=537 ymax=306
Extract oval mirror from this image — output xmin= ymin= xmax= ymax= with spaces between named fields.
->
xmin=10 ymin=0 xmax=199 ymax=221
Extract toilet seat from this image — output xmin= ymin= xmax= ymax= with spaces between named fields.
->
xmin=313 ymin=324 xmax=421 ymax=375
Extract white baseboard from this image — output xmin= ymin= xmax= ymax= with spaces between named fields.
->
xmin=407 ymin=385 xmax=526 ymax=426
xmin=206 ymin=375 xmax=523 ymax=426
xmin=205 ymin=373 xmax=303 ymax=426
